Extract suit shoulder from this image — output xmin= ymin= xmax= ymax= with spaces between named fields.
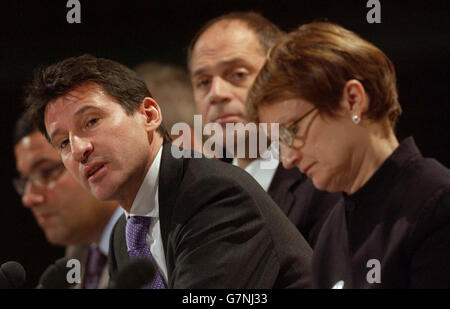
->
xmin=395 ymin=158 xmax=450 ymax=250
xmin=402 ymin=157 xmax=450 ymax=192
xmin=183 ymin=157 xmax=262 ymax=190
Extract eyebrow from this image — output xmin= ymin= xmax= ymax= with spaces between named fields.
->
xmin=74 ymin=105 xmax=100 ymax=117
xmin=192 ymin=57 xmax=250 ymax=77
xmin=49 ymin=105 xmax=99 ymax=143
xmin=282 ymin=106 xmax=318 ymax=128
xmin=29 ymin=158 xmax=59 ymax=174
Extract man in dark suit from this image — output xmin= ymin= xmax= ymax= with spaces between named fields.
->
xmin=25 ymin=54 xmax=312 ymax=288
xmin=188 ymin=12 xmax=341 ymax=247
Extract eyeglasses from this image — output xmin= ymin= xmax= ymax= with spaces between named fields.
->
xmin=13 ymin=162 xmax=66 ymax=196
xmin=279 ymin=107 xmax=317 ymax=147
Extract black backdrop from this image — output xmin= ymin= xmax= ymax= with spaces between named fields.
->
xmin=0 ymin=0 xmax=448 ymax=288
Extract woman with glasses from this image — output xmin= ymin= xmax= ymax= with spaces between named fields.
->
xmin=247 ymin=22 xmax=450 ymax=288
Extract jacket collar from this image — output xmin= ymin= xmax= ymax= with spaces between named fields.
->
xmin=158 ymin=143 xmax=185 ymax=255
xmin=268 ymin=164 xmax=307 ymax=214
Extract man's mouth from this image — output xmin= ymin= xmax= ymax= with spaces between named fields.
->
xmin=35 ymin=212 xmax=54 ymax=225
xmin=88 ymin=164 xmax=104 ymax=177
xmin=213 ymin=114 xmax=241 ymax=124
xmin=85 ymin=162 xmax=107 ymax=181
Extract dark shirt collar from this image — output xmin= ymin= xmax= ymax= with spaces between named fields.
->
xmin=344 ymin=137 xmax=422 ymax=208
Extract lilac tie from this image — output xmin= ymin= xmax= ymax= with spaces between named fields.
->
xmin=125 ymin=216 xmax=166 ymax=289
xmin=83 ymin=247 xmax=107 ymax=289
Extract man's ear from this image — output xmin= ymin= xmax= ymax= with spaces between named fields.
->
xmin=138 ymin=97 xmax=163 ymax=131
xmin=339 ymin=79 xmax=369 ymax=120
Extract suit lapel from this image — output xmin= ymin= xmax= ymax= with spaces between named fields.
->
xmin=158 ymin=144 xmax=184 ymax=263
xmin=268 ymin=164 xmax=306 ymax=215
xmin=112 ymin=145 xmax=184 ymax=283
xmin=114 ymin=214 xmax=130 ymax=272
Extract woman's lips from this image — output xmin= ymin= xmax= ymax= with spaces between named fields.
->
xmin=302 ymin=162 xmax=316 ymax=175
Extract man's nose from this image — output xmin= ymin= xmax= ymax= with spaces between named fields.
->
xmin=208 ymin=77 xmax=232 ymax=105
xmin=22 ymin=185 xmax=45 ymax=208
xmin=71 ymin=135 xmax=93 ymax=164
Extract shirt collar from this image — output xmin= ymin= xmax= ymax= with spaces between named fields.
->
xmin=95 ymin=206 xmax=125 ymax=255
xmin=232 ymin=149 xmax=279 ymax=192
xmin=123 ymin=145 xmax=163 ymax=218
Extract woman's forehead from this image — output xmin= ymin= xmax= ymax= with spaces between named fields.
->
xmin=259 ymin=98 xmax=311 ymax=123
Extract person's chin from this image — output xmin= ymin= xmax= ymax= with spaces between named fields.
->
xmin=89 ymin=182 xmax=118 ymax=201
xmin=311 ymin=175 xmax=332 ymax=192
xmin=91 ymin=188 xmax=114 ymax=201
xmin=45 ymin=230 xmax=67 ymax=246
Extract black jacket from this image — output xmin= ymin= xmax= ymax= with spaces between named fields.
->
xmin=268 ymin=166 xmax=341 ymax=248
xmin=109 ymin=144 xmax=313 ymax=288
xmin=312 ymin=137 xmax=450 ymax=288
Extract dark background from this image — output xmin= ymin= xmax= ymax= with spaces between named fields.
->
xmin=0 ymin=0 xmax=448 ymax=288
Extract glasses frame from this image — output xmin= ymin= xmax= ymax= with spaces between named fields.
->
xmin=279 ymin=107 xmax=317 ymax=147
xmin=13 ymin=162 xmax=66 ymax=196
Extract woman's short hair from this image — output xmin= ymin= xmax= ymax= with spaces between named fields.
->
xmin=247 ymin=22 xmax=402 ymax=127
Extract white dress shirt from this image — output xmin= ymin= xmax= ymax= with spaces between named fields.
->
xmin=122 ymin=146 xmax=168 ymax=283
xmin=232 ymin=150 xmax=279 ymax=192
xmin=95 ymin=206 xmax=125 ymax=256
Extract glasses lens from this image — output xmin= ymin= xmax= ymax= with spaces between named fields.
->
xmin=279 ymin=127 xmax=293 ymax=146
xmin=13 ymin=163 xmax=65 ymax=196
xmin=39 ymin=163 xmax=65 ymax=185
xmin=12 ymin=178 xmax=26 ymax=196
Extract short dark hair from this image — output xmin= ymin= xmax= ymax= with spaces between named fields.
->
xmin=187 ymin=11 xmax=285 ymax=70
xmin=25 ymin=54 xmax=171 ymax=142
xmin=13 ymin=110 xmax=38 ymax=146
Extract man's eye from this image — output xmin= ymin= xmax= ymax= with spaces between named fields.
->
xmin=234 ymin=71 xmax=247 ymax=79
xmin=229 ymin=70 xmax=248 ymax=84
xmin=196 ymin=79 xmax=210 ymax=89
xmin=39 ymin=163 xmax=64 ymax=183
xmin=60 ymin=139 xmax=69 ymax=150
xmin=41 ymin=168 xmax=56 ymax=181
xmin=86 ymin=118 xmax=99 ymax=127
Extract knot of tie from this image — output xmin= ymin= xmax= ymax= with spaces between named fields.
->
xmin=126 ymin=216 xmax=152 ymax=252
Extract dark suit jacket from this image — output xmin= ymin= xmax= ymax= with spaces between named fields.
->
xmin=268 ymin=166 xmax=341 ymax=248
xmin=312 ymin=137 xmax=450 ymax=288
xmin=65 ymin=245 xmax=110 ymax=289
xmin=109 ymin=144 xmax=313 ymax=288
